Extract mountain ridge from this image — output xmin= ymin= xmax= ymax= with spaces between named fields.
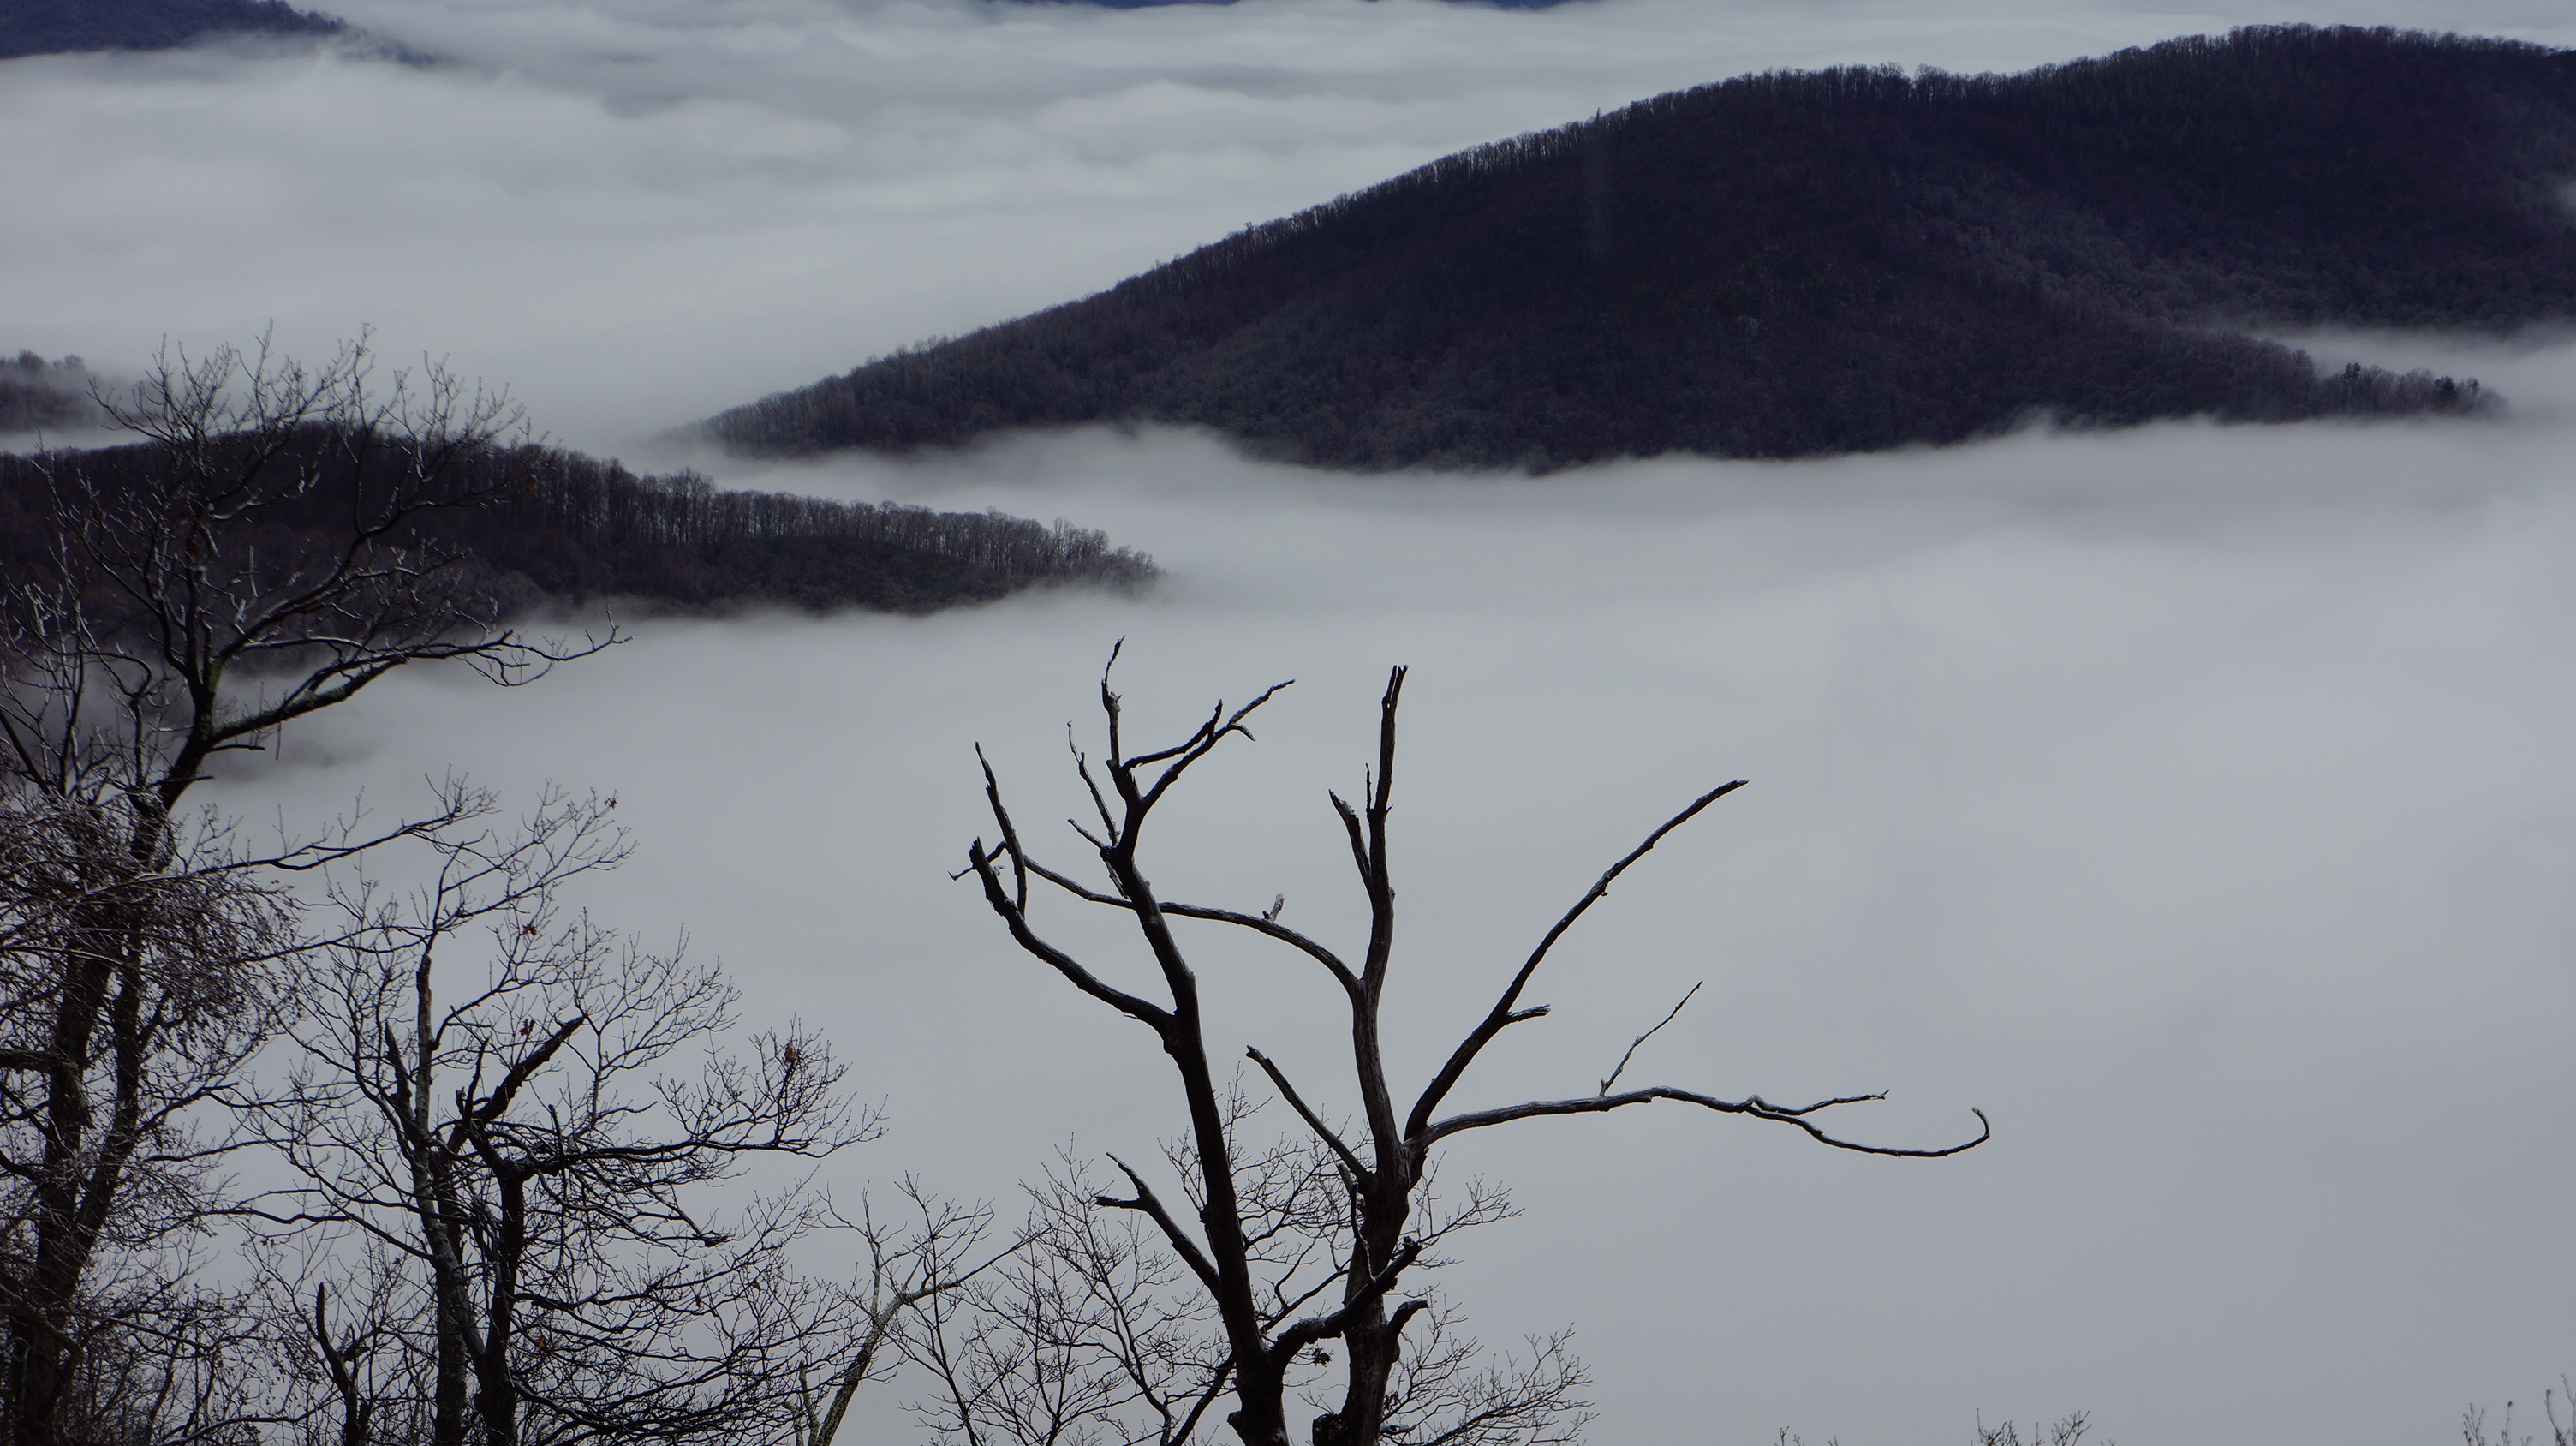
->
xmin=699 ymin=26 xmax=2575 ymax=471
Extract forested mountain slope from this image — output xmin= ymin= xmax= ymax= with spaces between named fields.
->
xmin=0 ymin=0 xmax=347 ymax=58
xmin=701 ymin=26 xmax=2573 ymax=470
xmin=1 ymin=432 xmax=1156 ymax=619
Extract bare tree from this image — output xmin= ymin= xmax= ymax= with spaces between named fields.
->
xmin=0 ymin=750 xmax=308 ymax=1446
xmin=0 ymin=331 xmax=608 ymax=1446
xmin=791 ymin=1180 xmax=999 ymax=1446
xmin=901 ymin=1131 xmax=1577 ymax=1446
xmin=963 ymin=656 xmax=1989 ymax=1446
xmin=1971 ymin=1413 xmax=2101 ymax=1446
xmin=255 ymin=1229 xmax=437 ymax=1446
xmin=10 ymin=329 xmax=604 ymax=816
xmin=2461 ymin=1379 xmax=2576 ymax=1446
xmin=262 ymin=784 xmax=876 ymax=1446
xmin=1372 ymin=1305 xmax=1589 ymax=1446
xmin=903 ymin=1152 xmax=1232 ymax=1446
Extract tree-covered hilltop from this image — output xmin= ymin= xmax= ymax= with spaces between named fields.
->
xmin=698 ymin=26 xmax=2566 ymax=471
xmin=1 ymin=430 xmax=1157 ymax=621
xmin=0 ymin=0 xmax=349 ymax=59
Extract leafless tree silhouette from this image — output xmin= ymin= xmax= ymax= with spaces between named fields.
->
xmin=963 ymin=654 xmax=1988 ymax=1446
xmin=0 ymin=332 xmax=608 ymax=1446
xmin=260 ymin=784 xmax=879 ymax=1446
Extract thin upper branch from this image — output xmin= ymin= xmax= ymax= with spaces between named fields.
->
xmin=966 ymin=840 xmax=1172 ymax=1031
xmin=1599 ymin=982 xmax=1701 ymax=1096
xmin=975 ymin=744 xmax=1029 ymax=913
xmin=1132 ymin=682 xmax=1293 ymax=815
xmin=1357 ymin=666 xmax=1404 ymax=994
xmin=1158 ymin=905 xmax=1361 ymax=998
xmin=1011 ymin=851 xmax=1363 ymax=999
xmin=1243 ymin=1048 xmax=1369 ymax=1185
xmin=1092 ymin=1153 xmax=1222 ymax=1296
xmin=1405 ymin=780 xmax=1748 ymax=1143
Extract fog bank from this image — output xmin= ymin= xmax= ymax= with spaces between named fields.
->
xmin=6 ymin=0 xmax=2576 ymax=449
xmin=11 ymin=0 xmax=2574 ymax=1440
xmin=224 ymin=351 xmax=2576 ymax=1443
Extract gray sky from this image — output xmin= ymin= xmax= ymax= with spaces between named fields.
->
xmin=6 ymin=2 xmax=2573 ymax=1443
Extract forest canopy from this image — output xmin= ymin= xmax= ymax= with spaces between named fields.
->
xmin=696 ymin=25 xmax=2568 ymax=471
xmin=2 ymin=428 xmax=1158 ymax=622
xmin=0 ymin=0 xmax=349 ymax=59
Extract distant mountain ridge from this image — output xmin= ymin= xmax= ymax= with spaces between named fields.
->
xmin=700 ymin=26 xmax=2575 ymax=471
xmin=0 ymin=0 xmax=349 ymax=58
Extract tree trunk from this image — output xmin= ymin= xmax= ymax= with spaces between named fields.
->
xmin=2 ymin=1314 xmax=69 ymax=1446
xmin=1225 ymin=1353 xmax=1293 ymax=1446
xmin=429 ymin=1266 xmax=471 ymax=1446
xmin=471 ymin=1169 xmax=528 ymax=1446
xmin=7 ymin=922 xmax=147 ymax=1446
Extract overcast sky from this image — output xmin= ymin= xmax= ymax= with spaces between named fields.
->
xmin=6 ymin=2 xmax=2573 ymax=1443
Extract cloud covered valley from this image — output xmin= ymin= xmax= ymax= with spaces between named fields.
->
xmin=6 ymin=1 xmax=2574 ymax=1443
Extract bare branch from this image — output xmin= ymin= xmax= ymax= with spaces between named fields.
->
xmin=1599 ymin=982 xmax=1701 ymax=1096
xmin=1270 ymin=1235 xmax=1422 ymax=1364
xmin=1133 ymin=681 xmax=1293 ymax=815
xmin=1243 ymin=1048 xmax=1369 ymax=1185
xmin=1406 ymin=780 xmax=1748 ymax=1144
xmin=1093 ymin=1154 xmax=1222 ymax=1298
xmin=1069 ymin=721 xmax=1119 ymax=844
xmin=975 ymin=744 xmax=1028 ymax=914
xmin=1162 ymin=903 xmax=1362 ymax=996
xmin=1426 ymin=1090 xmax=1991 ymax=1158
xmin=965 ymin=840 xmax=1172 ymax=1032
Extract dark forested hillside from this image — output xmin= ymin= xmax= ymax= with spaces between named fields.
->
xmin=0 ymin=0 xmax=348 ymax=58
xmin=701 ymin=26 xmax=2570 ymax=470
xmin=0 ymin=431 xmax=1157 ymax=621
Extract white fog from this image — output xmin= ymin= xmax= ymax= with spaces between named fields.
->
xmin=4 ymin=1 xmax=2572 ymax=1443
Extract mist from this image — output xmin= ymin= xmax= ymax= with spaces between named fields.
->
xmin=199 ymin=378 xmax=2576 ymax=1444
xmin=7 ymin=0 xmax=2574 ymax=1443
xmin=6 ymin=0 xmax=2576 ymax=448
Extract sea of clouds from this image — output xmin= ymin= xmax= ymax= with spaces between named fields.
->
xmin=6 ymin=1 xmax=2574 ymax=1443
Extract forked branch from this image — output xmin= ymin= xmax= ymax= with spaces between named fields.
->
xmin=957 ymin=658 xmax=1988 ymax=1446
xmin=1269 ymin=1234 xmax=1424 ymax=1365
xmin=1405 ymin=780 xmax=1749 ymax=1141
xmin=964 ymin=838 xmax=1172 ymax=1031
xmin=1244 ymin=1048 xmax=1369 ymax=1184
xmin=1093 ymin=1153 xmax=1223 ymax=1297
xmin=1098 ymin=642 xmax=1293 ymax=822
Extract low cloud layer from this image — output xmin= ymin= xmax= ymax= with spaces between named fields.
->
xmin=7 ymin=0 xmax=2576 ymax=449
xmin=11 ymin=2 xmax=2576 ymax=1443
xmin=233 ymin=357 xmax=2576 ymax=1445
